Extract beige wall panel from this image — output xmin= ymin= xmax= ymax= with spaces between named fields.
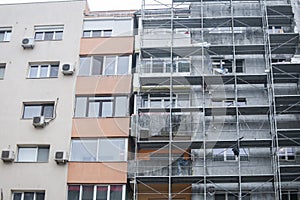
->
xmin=72 ymin=118 xmax=130 ymax=138
xmin=68 ymin=162 xmax=127 ymax=183
xmin=76 ymin=75 xmax=132 ymax=94
xmin=80 ymin=37 xmax=134 ymax=55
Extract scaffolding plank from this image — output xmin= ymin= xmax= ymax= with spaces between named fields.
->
xmin=275 ymin=95 xmax=300 ymax=105
xmin=272 ymin=63 xmax=300 ymax=74
xmin=278 ymin=129 xmax=300 ymax=139
xmin=205 ymin=105 xmax=269 ymax=116
xmin=267 ymin=5 xmax=293 ymax=16
xmin=139 ymin=75 xmax=203 ymax=86
xmin=273 ymin=74 xmax=300 ymax=83
xmin=276 ymin=105 xmax=300 ymax=114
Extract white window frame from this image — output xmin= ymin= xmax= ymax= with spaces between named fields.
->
xmin=0 ymin=27 xmax=12 ymax=42
xmin=34 ymin=25 xmax=64 ymax=41
xmin=82 ymin=29 xmax=112 ymax=38
xmin=68 ymin=185 xmax=126 ymax=200
xmin=278 ymin=147 xmax=295 ymax=161
xmin=142 ymin=93 xmax=190 ymax=108
xmin=79 ymin=55 xmax=131 ymax=76
xmin=0 ymin=63 xmax=6 ymax=79
xmin=28 ymin=63 xmax=59 ymax=78
xmin=12 ymin=191 xmax=45 ymax=200
xmin=70 ymin=138 xmax=128 ymax=162
xmin=22 ymin=103 xmax=55 ymax=119
xmin=17 ymin=146 xmax=49 ymax=163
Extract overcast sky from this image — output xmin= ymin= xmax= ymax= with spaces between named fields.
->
xmin=0 ymin=0 xmax=141 ymax=11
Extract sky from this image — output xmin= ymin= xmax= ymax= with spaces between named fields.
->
xmin=0 ymin=0 xmax=141 ymax=11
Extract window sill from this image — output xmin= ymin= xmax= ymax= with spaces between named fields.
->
xmin=26 ymin=77 xmax=58 ymax=79
xmin=15 ymin=161 xmax=49 ymax=163
xmin=69 ymin=161 xmax=127 ymax=163
xmin=73 ymin=116 xmax=129 ymax=119
xmin=0 ymin=41 xmax=10 ymax=43
xmin=34 ymin=39 xmax=63 ymax=42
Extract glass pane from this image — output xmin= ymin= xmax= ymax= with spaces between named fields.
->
xmin=18 ymin=148 xmax=37 ymax=162
xmin=92 ymin=56 xmax=103 ymax=75
xmin=178 ymin=62 xmax=190 ymax=72
xmin=23 ymin=105 xmax=41 ymax=118
xmin=50 ymin=64 xmax=59 ymax=77
xmin=13 ymin=193 xmax=22 ymax=200
xmin=24 ymin=192 xmax=34 ymax=200
xmin=29 ymin=66 xmax=38 ymax=78
xmin=43 ymin=105 xmax=54 ymax=118
xmin=0 ymin=32 xmax=4 ymax=41
xmin=215 ymin=194 xmax=226 ymax=200
xmin=44 ymin=32 xmax=54 ymax=40
xmin=104 ymin=56 xmax=116 ymax=75
xmin=35 ymin=32 xmax=43 ymax=40
xmin=36 ymin=192 xmax=45 ymax=200
xmin=88 ymin=102 xmax=100 ymax=117
xmin=117 ymin=56 xmax=129 ymax=75
xmin=290 ymin=192 xmax=298 ymax=200
xmin=82 ymin=185 xmax=94 ymax=200
xmin=110 ymin=185 xmax=123 ymax=200
xmin=228 ymin=194 xmax=239 ymax=200
xmin=40 ymin=65 xmax=48 ymax=78
xmin=79 ymin=57 xmax=91 ymax=76
xmin=150 ymin=99 xmax=161 ymax=108
xmin=92 ymin=30 xmax=101 ymax=37
xmin=96 ymin=186 xmax=108 ymax=200
xmin=0 ymin=66 xmax=5 ymax=79
xmin=4 ymin=31 xmax=11 ymax=41
xmin=101 ymin=101 xmax=113 ymax=117
xmin=55 ymin=31 xmax=63 ymax=40
xmin=115 ymin=97 xmax=127 ymax=117
xmin=68 ymin=185 xmax=80 ymax=200
xmin=98 ymin=139 xmax=126 ymax=161
xmin=70 ymin=140 xmax=97 ymax=161
xmin=75 ymin=97 xmax=87 ymax=117
xmin=177 ymin=94 xmax=189 ymax=107
xmin=103 ymin=30 xmax=112 ymax=36
xmin=83 ymin=31 xmax=90 ymax=37
xmin=37 ymin=147 xmax=49 ymax=162
xmin=152 ymin=60 xmax=163 ymax=73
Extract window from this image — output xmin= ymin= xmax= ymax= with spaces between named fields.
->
xmin=141 ymin=57 xmax=190 ymax=73
xmin=13 ymin=191 xmax=45 ymax=200
xmin=0 ymin=64 xmax=5 ymax=79
xmin=142 ymin=93 xmax=190 ymax=108
xmin=215 ymin=193 xmax=250 ymax=200
xmin=70 ymin=138 xmax=127 ymax=162
xmin=28 ymin=63 xmax=59 ymax=78
xmin=282 ymin=191 xmax=299 ymax=200
xmin=279 ymin=147 xmax=295 ymax=161
xmin=83 ymin=29 xmax=112 ymax=38
xmin=79 ymin=55 xmax=130 ymax=76
xmin=74 ymin=96 xmax=128 ymax=118
xmin=17 ymin=146 xmax=49 ymax=162
xmin=34 ymin=25 xmax=63 ymax=41
xmin=23 ymin=103 xmax=54 ymax=119
xmin=0 ymin=28 xmax=12 ymax=42
xmin=68 ymin=185 xmax=125 ymax=200
xmin=212 ymin=59 xmax=244 ymax=74
xmin=268 ymin=26 xmax=283 ymax=34
xmin=213 ymin=148 xmax=249 ymax=161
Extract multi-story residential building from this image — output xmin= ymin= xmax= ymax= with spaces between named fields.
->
xmin=129 ymin=0 xmax=300 ymax=199
xmin=0 ymin=0 xmax=300 ymax=200
xmin=0 ymin=1 xmax=136 ymax=200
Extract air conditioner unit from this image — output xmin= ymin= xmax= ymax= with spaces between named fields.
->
xmin=32 ymin=116 xmax=45 ymax=128
xmin=61 ymin=64 xmax=74 ymax=75
xmin=1 ymin=150 xmax=14 ymax=162
xmin=54 ymin=151 xmax=68 ymax=164
xmin=22 ymin=38 xmax=35 ymax=49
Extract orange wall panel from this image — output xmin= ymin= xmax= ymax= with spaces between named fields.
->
xmin=76 ymin=75 xmax=132 ymax=95
xmin=80 ymin=37 xmax=134 ymax=55
xmin=68 ymin=162 xmax=127 ymax=184
xmin=72 ymin=118 xmax=130 ymax=138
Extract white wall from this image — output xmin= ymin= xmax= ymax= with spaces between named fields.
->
xmin=0 ymin=1 xmax=85 ymax=199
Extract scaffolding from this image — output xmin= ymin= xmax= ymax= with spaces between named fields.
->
xmin=129 ymin=0 xmax=300 ymax=199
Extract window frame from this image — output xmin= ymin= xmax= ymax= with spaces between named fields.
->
xmin=67 ymin=184 xmax=126 ymax=200
xmin=27 ymin=63 xmax=59 ymax=79
xmin=34 ymin=25 xmax=64 ymax=41
xmin=17 ymin=146 xmax=50 ymax=163
xmin=74 ymin=96 xmax=128 ymax=118
xmin=213 ymin=148 xmax=249 ymax=162
xmin=82 ymin=29 xmax=113 ymax=38
xmin=12 ymin=191 xmax=45 ymax=200
xmin=278 ymin=147 xmax=295 ymax=161
xmin=214 ymin=192 xmax=250 ymax=200
xmin=0 ymin=63 xmax=6 ymax=79
xmin=0 ymin=27 xmax=12 ymax=42
xmin=142 ymin=93 xmax=190 ymax=108
xmin=78 ymin=55 xmax=131 ymax=76
xmin=212 ymin=59 xmax=244 ymax=74
xmin=22 ymin=103 xmax=55 ymax=119
xmin=70 ymin=138 xmax=128 ymax=162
